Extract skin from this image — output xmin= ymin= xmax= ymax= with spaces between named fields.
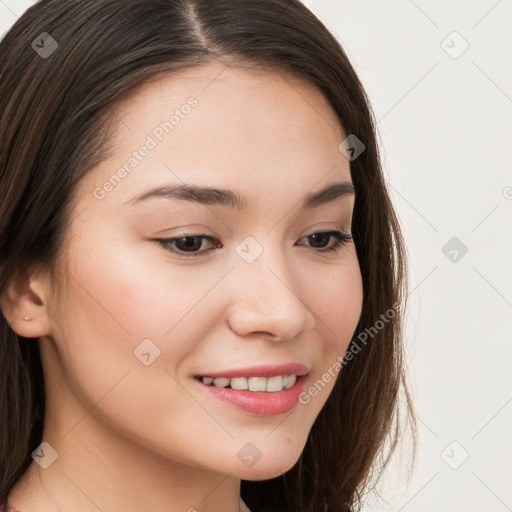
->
xmin=2 ymin=61 xmax=363 ymax=512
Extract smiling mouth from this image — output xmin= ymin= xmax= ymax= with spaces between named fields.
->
xmin=194 ymin=374 xmax=298 ymax=392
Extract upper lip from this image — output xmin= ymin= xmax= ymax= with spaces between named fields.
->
xmin=196 ymin=362 xmax=310 ymax=379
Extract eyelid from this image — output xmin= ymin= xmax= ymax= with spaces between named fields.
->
xmin=152 ymin=227 xmax=353 ymax=259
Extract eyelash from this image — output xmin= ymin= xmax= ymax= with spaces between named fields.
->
xmin=154 ymin=230 xmax=353 ymax=258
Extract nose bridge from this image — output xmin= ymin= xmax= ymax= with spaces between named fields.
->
xmin=227 ymin=234 xmax=312 ymax=338
xmin=234 ymin=234 xmax=293 ymax=298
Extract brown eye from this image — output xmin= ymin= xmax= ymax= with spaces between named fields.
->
xmin=154 ymin=230 xmax=352 ymax=259
xmin=156 ymin=234 xmax=219 ymax=257
xmin=297 ymin=231 xmax=353 ymax=253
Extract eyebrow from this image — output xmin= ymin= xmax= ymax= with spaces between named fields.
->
xmin=124 ymin=180 xmax=355 ymax=211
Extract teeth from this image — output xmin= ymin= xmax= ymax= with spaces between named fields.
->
xmin=201 ymin=374 xmax=298 ymax=392
xmin=266 ymin=376 xmax=283 ymax=392
xmin=248 ymin=377 xmax=267 ymax=392
xmin=212 ymin=377 xmax=230 ymax=388
xmin=283 ymin=374 xmax=297 ymax=388
xmin=230 ymin=377 xmax=248 ymax=390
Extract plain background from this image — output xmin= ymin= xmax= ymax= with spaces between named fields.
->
xmin=1 ymin=1 xmax=511 ymax=510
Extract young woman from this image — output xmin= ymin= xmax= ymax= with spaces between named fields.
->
xmin=0 ymin=1 xmax=416 ymax=511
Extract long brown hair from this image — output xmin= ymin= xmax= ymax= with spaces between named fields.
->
xmin=0 ymin=1 xmax=416 ymax=510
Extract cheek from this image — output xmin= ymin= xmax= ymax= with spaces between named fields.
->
xmin=303 ymin=253 xmax=363 ymax=349
xmin=53 ymin=231 xmax=230 ymax=428
xmin=297 ymin=254 xmax=363 ymax=406
xmin=50 ymin=246 xmax=215 ymax=463
xmin=50 ymin=231 xmax=189 ymax=393
xmin=64 ymin=226 xmax=219 ymax=340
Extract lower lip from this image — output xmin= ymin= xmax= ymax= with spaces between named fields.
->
xmin=194 ymin=375 xmax=307 ymax=416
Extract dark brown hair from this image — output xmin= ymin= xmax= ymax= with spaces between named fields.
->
xmin=0 ymin=1 xmax=416 ymax=510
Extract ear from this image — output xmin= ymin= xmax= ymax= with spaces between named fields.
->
xmin=0 ymin=263 xmax=53 ymax=338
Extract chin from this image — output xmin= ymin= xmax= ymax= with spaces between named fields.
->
xmin=237 ymin=453 xmax=302 ymax=481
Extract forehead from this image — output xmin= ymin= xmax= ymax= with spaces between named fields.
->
xmin=80 ymin=62 xmax=351 ymax=211
xmin=113 ymin=62 xmax=343 ymax=134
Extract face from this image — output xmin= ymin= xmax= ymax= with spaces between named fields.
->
xmin=32 ymin=62 xmax=363 ymax=480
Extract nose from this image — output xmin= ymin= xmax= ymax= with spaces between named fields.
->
xmin=225 ymin=245 xmax=314 ymax=341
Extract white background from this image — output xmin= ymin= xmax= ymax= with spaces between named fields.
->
xmin=1 ymin=1 xmax=511 ymax=511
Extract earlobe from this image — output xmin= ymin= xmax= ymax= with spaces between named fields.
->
xmin=0 ymin=264 xmax=52 ymax=338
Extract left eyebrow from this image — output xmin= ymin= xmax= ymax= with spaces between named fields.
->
xmin=124 ymin=180 xmax=355 ymax=211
